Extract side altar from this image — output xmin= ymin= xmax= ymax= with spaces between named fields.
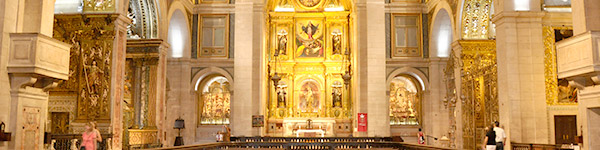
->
xmin=265 ymin=0 xmax=355 ymax=137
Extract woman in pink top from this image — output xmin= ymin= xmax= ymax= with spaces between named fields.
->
xmin=80 ymin=123 xmax=97 ymax=150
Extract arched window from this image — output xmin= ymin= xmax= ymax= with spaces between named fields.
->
xmin=198 ymin=75 xmax=231 ymax=125
xmin=389 ymin=75 xmax=421 ymax=125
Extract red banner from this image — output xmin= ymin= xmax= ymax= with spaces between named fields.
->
xmin=357 ymin=113 xmax=367 ymax=132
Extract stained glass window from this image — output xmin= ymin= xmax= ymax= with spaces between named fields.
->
xmin=389 ymin=76 xmax=420 ymax=125
xmin=198 ymin=76 xmax=231 ymax=125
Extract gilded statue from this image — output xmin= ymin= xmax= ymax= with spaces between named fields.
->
xmin=277 ymin=86 xmax=287 ymax=108
xmin=332 ymin=30 xmax=342 ymax=55
xmin=277 ymin=29 xmax=288 ymax=55
xmin=304 ymin=87 xmax=314 ymax=112
xmin=332 ymin=87 xmax=342 ymax=108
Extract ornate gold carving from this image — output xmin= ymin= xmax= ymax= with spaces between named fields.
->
xmin=298 ymin=0 xmax=322 ymax=8
xmin=53 ymin=15 xmax=117 ymax=122
xmin=459 ymin=40 xmax=498 ymax=149
xmin=461 ymin=0 xmax=493 ymax=39
xmin=127 ymin=129 xmax=158 ymax=145
xmin=543 ymin=26 xmax=577 ymax=105
xmin=389 ymin=76 xmax=421 ymax=125
xmin=84 ymin=0 xmax=116 ymax=12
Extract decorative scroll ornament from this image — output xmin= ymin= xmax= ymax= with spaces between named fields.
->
xmin=543 ymin=26 xmax=577 ymax=105
xmin=84 ymin=0 xmax=116 ymax=12
xmin=298 ymin=0 xmax=322 ymax=7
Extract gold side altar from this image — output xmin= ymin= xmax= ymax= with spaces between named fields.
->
xmin=265 ymin=0 xmax=354 ymax=137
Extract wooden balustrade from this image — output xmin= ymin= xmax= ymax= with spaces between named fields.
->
xmin=511 ymin=142 xmax=576 ymax=150
xmin=151 ymin=137 xmax=454 ymax=150
xmin=47 ymin=134 xmax=113 ymax=150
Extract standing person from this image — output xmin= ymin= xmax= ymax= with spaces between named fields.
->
xmin=494 ymin=121 xmax=507 ymax=150
xmin=483 ymin=125 xmax=497 ymax=150
xmin=80 ymin=123 xmax=97 ymax=150
xmin=90 ymin=121 xmax=102 ymax=149
xmin=417 ymin=128 xmax=425 ymax=145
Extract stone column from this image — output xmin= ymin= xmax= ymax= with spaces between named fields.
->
xmin=1 ymin=0 xmax=71 ymax=149
xmin=355 ymin=0 xmax=389 ymax=137
xmin=427 ymin=57 xmax=448 ymax=146
xmin=232 ymin=1 xmax=260 ymax=136
xmin=556 ymin=0 xmax=600 ymax=150
xmin=493 ymin=0 xmax=548 ymax=147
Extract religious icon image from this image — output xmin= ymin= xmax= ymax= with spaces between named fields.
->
xmin=277 ymin=29 xmax=288 ymax=55
xmin=331 ymin=29 xmax=342 ymax=55
xmin=298 ymin=79 xmax=320 ymax=113
xmin=296 ymin=21 xmax=324 ymax=57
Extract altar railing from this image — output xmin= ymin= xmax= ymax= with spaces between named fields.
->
xmin=511 ymin=142 xmax=576 ymax=150
xmin=152 ymin=138 xmax=454 ymax=150
xmin=46 ymin=133 xmax=113 ymax=150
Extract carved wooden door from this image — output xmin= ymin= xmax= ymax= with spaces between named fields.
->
xmin=554 ymin=115 xmax=576 ymax=144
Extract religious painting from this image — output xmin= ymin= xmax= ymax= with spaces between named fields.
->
xmin=389 ymin=76 xmax=420 ymax=125
xmin=298 ymin=79 xmax=321 ymax=113
xmin=296 ymin=20 xmax=324 ymax=57
xmin=199 ymin=76 xmax=231 ymax=125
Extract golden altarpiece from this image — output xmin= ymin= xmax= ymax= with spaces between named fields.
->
xmin=265 ymin=0 xmax=355 ymax=137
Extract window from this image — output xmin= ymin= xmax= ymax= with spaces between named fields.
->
xmin=199 ymin=15 xmax=229 ymax=57
xmin=198 ymin=76 xmax=231 ymax=125
xmin=389 ymin=76 xmax=421 ymax=125
xmin=392 ymin=15 xmax=421 ymax=58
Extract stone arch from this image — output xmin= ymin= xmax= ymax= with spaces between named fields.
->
xmin=192 ymin=67 xmax=234 ymax=91
xmin=430 ymin=6 xmax=454 ymax=57
xmin=167 ymin=2 xmax=191 ymax=58
xmin=387 ymin=67 xmax=429 ymax=91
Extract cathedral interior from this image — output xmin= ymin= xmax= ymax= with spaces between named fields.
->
xmin=0 ymin=0 xmax=599 ymax=149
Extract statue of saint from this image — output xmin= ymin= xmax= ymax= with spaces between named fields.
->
xmin=277 ymin=30 xmax=287 ymax=55
xmin=277 ymin=87 xmax=286 ymax=108
xmin=304 ymin=87 xmax=314 ymax=112
xmin=332 ymin=87 xmax=342 ymax=107
xmin=332 ymin=33 xmax=342 ymax=54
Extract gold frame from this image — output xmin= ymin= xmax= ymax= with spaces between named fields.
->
xmin=197 ymin=14 xmax=230 ymax=58
xmin=390 ymin=13 xmax=423 ymax=58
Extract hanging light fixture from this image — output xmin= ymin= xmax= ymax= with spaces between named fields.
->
xmin=271 ymin=50 xmax=281 ymax=87
xmin=342 ymin=48 xmax=351 ymax=87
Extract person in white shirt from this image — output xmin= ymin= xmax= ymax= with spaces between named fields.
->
xmin=493 ymin=121 xmax=506 ymax=150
